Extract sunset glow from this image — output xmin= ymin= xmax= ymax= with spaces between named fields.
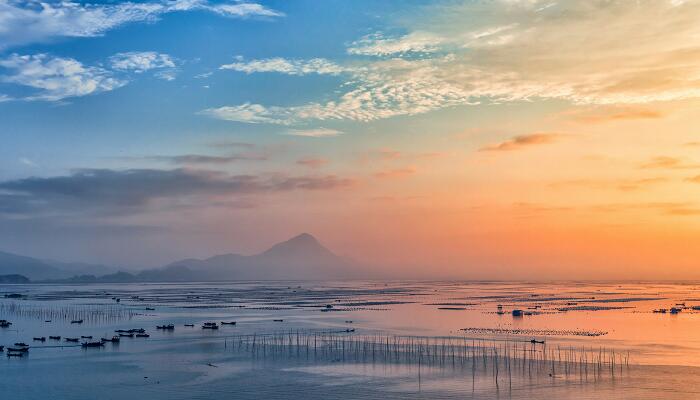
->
xmin=2 ymin=0 xmax=700 ymax=279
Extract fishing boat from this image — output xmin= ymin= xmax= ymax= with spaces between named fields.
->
xmin=202 ymin=322 xmax=219 ymax=330
xmin=81 ymin=341 xmax=104 ymax=348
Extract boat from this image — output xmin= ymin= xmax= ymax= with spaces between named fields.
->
xmin=135 ymin=333 xmax=150 ymax=338
xmin=221 ymin=321 xmax=236 ymax=325
xmin=156 ymin=324 xmax=175 ymax=330
xmin=49 ymin=336 xmax=61 ymax=340
xmin=81 ymin=335 xmax=93 ymax=339
xmin=71 ymin=319 xmax=83 ymax=324
xmin=118 ymin=333 xmax=134 ymax=337
xmin=101 ymin=336 xmax=120 ymax=343
xmin=33 ymin=337 xmax=46 ymax=342
xmin=81 ymin=341 xmax=104 ymax=348
xmin=65 ymin=338 xmax=80 ymax=342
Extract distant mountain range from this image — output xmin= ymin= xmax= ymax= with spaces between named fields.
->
xmin=0 ymin=233 xmax=360 ymax=282
xmin=0 ymin=250 xmax=117 ymax=281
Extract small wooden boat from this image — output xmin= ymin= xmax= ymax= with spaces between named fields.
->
xmin=221 ymin=321 xmax=236 ymax=325
xmin=65 ymin=338 xmax=80 ymax=342
xmin=71 ymin=319 xmax=84 ymax=324
xmin=118 ymin=333 xmax=134 ymax=338
xmin=81 ymin=335 xmax=93 ymax=339
xmin=81 ymin=341 xmax=104 ymax=348
xmin=156 ymin=324 xmax=175 ymax=330
xmin=49 ymin=336 xmax=61 ymax=340
xmin=135 ymin=333 xmax=150 ymax=338
xmin=33 ymin=337 xmax=46 ymax=342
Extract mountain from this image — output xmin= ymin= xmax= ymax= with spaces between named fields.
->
xmin=0 ymin=250 xmax=65 ymax=280
xmin=162 ymin=233 xmax=358 ymax=280
xmin=0 ymin=233 xmax=360 ymax=282
xmin=0 ymin=250 xmax=118 ymax=281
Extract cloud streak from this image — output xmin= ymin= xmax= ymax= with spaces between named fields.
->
xmin=479 ymin=133 xmax=565 ymax=152
xmin=0 ymin=1 xmax=283 ymax=49
xmin=0 ymin=168 xmax=354 ymax=217
xmin=0 ymin=53 xmax=125 ymax=101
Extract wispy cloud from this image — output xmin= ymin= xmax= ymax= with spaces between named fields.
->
xmin=0 ymin=168 xmax=353 ymax=217
xmin=373 ymin=167 xmax=417 ymax=179
xmin=640 ymin=156 xmax=700 ymax=170
xmin=205 ymin=1 xmax=700 ymax=125
xmin=0 ymin=53 xmax=125 ymax=101
xmin=0 ymin=1 xmax=283 ymax=49
xmin=565 ymin=106 xmax=663 ymax=124
xmin=220 ymin=57 xmax=345 ymax=75
xmin=285 ymin=128 xmax=344 ymax=137
xmin=479 ymin=133 xmax=566 ymax=152
xmin=297 ymin=157 xmax=329 ymax=169
xmin=347 ymin=32 xmax=444 ymax=56
xmin=110 ymin=51 xmax=176 ymax=73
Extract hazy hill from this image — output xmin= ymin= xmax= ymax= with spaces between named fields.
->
xmin=163 ymin=233 xmax=357 ymax=280
xmin=0 ymin=233 xmax=359 ymax=282
xmin=0 ymin=250 xmax=117 ymax=281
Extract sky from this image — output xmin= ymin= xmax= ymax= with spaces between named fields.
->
xmin=2 ymin=0 xmax=700 ymax=279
